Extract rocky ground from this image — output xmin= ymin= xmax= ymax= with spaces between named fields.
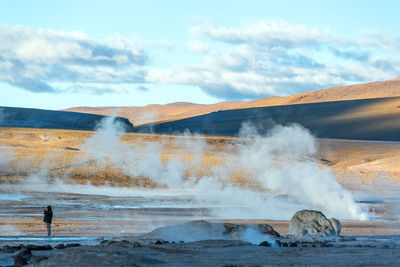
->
xmin=1 ymin=234 xmax=399 ymax=266
xmin=1 ymin=216 xmax=400 ymax=266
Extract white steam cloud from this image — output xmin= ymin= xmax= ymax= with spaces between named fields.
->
xmin=2 ymin=116 xmax=369 ymax=222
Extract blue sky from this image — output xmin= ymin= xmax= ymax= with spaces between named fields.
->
xmin=1 ymin=0 xmax=400 ymax=110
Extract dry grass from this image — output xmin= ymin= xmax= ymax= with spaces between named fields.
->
xmin=0 ymin=127 xmax=236 ymax=186
xmin=1 ymin=127 xmax=399 ymax=187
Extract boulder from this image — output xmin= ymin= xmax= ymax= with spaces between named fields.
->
xmin=288 ymin=210 xmax=341 ymax=238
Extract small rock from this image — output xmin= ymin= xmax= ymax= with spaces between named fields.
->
xmin=13 ymin=256 xmax=28 ymax=266
xmin=257 ymin=224 xmax=280 ymax=237
xmin=16 ymin=248 xmax=31 ymax=257
xmin=55 ymin=244 xmax=65 ymax=249
xmin=258 ymin=241 xmax=271 ymax=247
xmin=65 ymin=243 xmax=81 ymax=248
xmin=131 ymin=242 xmax=142 ymax=248
xmin=289 ymin=242 xmax=298 ymax=247
xmin=2 ymin=245 xmax=14 ymax=253
xmin=26 ymin=244 xmax=52 ymax=251
xmin=155 ymin=240 xmax=164 ymax=245
xmin=13 ymin=248 xmax=32 ymax=266
xmin=2 ymin=245 xmax=24 ymax=253
xmin=320 ymin=242 xmax=333 ymax=247
xmin=339 ymin=236 xmax=356 ymax=242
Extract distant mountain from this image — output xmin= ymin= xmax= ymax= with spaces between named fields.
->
xmin=135 ymin=96 xmax=400 ymax=141
xmin=64 ymin=79 xmax=400 ymax=125
xmin=0 ymin=106 xmax=134 ymax=131
xmin=63 ymin=100 xmax=250 ymax=126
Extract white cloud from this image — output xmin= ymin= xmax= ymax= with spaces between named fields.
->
xmin=2 ymin=21 xmax=400 ymax=100
xmin=66 ymin=83 xmax=128 ymax=94
xmin=190 ymin=20 xmax=332 ymax=48
xmin=148 ymin=19 xmax=400 ymax=99
xmin=187 ymin=41 xmax=209 ymax=54
xmin=0 ymin=24 xmax=148 ymax=93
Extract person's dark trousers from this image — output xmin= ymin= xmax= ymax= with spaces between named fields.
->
xmin=46 ymin=223 xmax=51 ymax=236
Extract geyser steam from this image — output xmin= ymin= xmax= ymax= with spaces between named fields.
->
xmin=3 ymin=116 xmax=369 ymax=221
xmin=74 ymin=117 xmax=369 ymax=220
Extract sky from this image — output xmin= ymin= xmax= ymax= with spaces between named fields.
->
xmin=1 ymin=0 xmax=400 ymax=110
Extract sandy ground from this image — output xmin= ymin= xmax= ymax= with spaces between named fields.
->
xmin=2 ymin=219 xmax=400 ymax=238
xmin=318 ymin=139 xmax=400 ymax=180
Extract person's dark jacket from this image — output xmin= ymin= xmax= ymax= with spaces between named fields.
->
xmin=43 ymin=209 xmax=53 ymax=224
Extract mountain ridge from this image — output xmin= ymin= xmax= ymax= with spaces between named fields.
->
xmin=63 ymin=79 xmax=400 ymax=125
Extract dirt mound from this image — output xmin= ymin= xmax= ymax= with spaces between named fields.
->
xmin=140 ymin=220 xmax=279 ymax=243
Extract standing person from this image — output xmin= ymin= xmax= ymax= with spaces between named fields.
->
xmin=43 ymin=206 xmax=53 ymax=236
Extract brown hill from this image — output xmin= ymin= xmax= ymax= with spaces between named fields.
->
xmin=63 ymin=79 xmax=400 ymax=125
xmin=63 ymin=101 xmax=250 ymax=125
xmin=137 ymin=96 xmax=400 ymax=141
xmin=238 ymin=78 xmax=400 ymax=108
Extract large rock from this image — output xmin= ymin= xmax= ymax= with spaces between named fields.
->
xmin=288 ymin=210 xmax=341 ymax=238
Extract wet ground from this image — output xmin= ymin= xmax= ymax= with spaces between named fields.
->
xmin=0 ymin=181 xmax=400 ymax=266
xmin=0 ymin=178 xmax=399 ymax=237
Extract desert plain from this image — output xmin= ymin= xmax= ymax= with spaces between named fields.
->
xmin=0 ymin=123 xmax=400 ymax=266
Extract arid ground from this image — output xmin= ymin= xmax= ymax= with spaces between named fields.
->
xmin=1 ymin=126 xmax=400 ymax=266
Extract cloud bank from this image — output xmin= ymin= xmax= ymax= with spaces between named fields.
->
xmin=0 ymin=25 xmax=147 ymax=93
xmin=1 ymin=20 xmax=400 ymax=99
xmin=148 ymin=20 xmax=400 ymax=99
